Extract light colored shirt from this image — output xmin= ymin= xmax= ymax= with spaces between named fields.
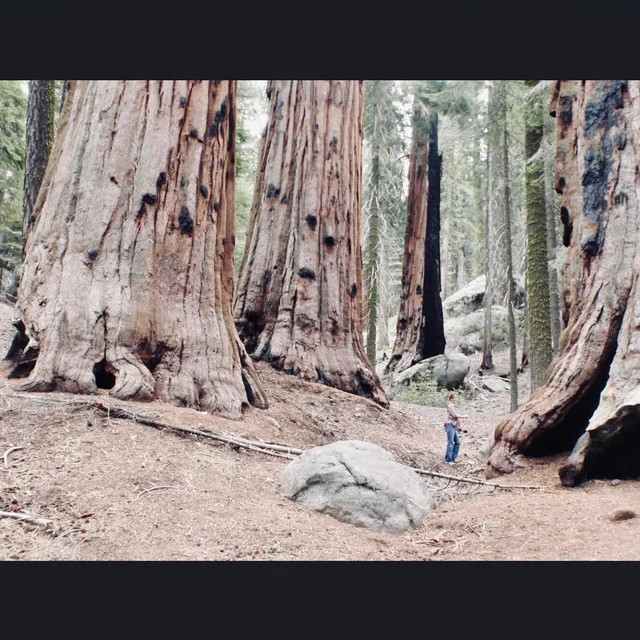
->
xmin=447 ymin=402 xmax=460 ymax=429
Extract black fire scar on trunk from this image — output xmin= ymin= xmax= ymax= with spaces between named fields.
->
xmin=178 ymin=206 xmax=194 ymax=235
xmin=298 ymin=267 xmax=316 ymax=280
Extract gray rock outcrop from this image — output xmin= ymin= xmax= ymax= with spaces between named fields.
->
xmin=281 ymin=440 xmax=432 ymax=532
xmin=387 ymin=353 xmax=470 ymax=399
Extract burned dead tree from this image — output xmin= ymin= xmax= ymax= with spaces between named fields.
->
xmin=234 ymin=81 xmax=388 ymax=407
xmin=486 ymin=80 xmax=640 ymax=485
xmin=385 ymin=106 xmax=445 ymax=374
xmin=8 ymin=81 xmax=267 ymax=419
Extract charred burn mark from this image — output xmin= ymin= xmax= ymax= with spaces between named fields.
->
xmin=329 ymin=136 xmax=338 ymax=152
xmin=264 ymin=270 xmax=272 ymax=283
xmin=275 ymin=99 xmax=284 ymax=121
xmin=213 ymin=202 xmax=220 ymax=212
xmin=178 ymin=206 xmax=194 ymax=235
xmin=354 ymin=370 xmax=375 ymax=399
xmin=330 ymin=195 xmax=336 ymax=205
xmin=347 ymin=238 xmax=352 ymax=253
xmin=615 ymin=131 xmax=627 ymax=150
xmin=614 ymin=192 xmax=628 ymax=206
xmin=560 ymin=206 xmax=573 ymax=246
xmin=335 ymin=171 xmax=340 ymax=179
xmin=87 ymin=249 xmax=98 ymax=261
xmin=280 ymin=193 xmax=288 ymax=204
xmin=581 ymin=235 xmax=600 ymax=256
xmin=157 ymin=172 xmax=167 ymax=189
xmin=558 ymin=95 xmax=573 ymax=127
xmin=416 ymin=284 xmax=422 ymax=294
xmin=323 ymin=236 xmax=336 ymax=249
xmin=180 ymin=177 xmax=186 ymax=188
xmin=305 ymin=215 xmax=317 ymax=230
xmin=326 ymin=152 xmax=332 ymax=160
xmin=266 ymin=86 xmax=272 ymax=100
xmin=178 ymin=118 xmax=184 ymax=126
xmin=298 ymin=267 xmax=316 ymax=280
xmin=556 ymin=176 xmax=566 ymax=194
xmin=209 ymin=97 xmax=228 ymax=139
xmin=189 ymin=128 xmax=199 ymax=139
xmin=137 ymin=339 xmax=167 ymax=373
xmin=5 ymin=320 xmax=29 ymax=362
xmin=179 ymin=96 xmax=187 ymax=107
xmin=200 ymin=185 xmax=209 ymax=198
xmin=266 ymin=184 xmax=281 ymax=199
xmin=142 ymin=193 xmax=157 ymax=206
xmin=315 ymin=367 xmax=328 ymax=384
xmin=584 ymin=81 xmax=627 ymax=138
xmin=349 ymin=283 xmax=357 ymax=298
xmin=110 ymin=176 xmax=119 ymax=185
xmin=582 ymin=140 xmax=612 ymax=224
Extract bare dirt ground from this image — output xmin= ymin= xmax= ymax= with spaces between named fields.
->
xmin=1 ymin=301 xmax=639 ymax=560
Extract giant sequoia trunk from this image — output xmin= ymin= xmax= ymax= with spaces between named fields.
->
xmin=234 ymin=81 xmax=388 ymax=407
xmin=23 ymin=80 xmax=55 ymax=245
xmin=8 ymin=81 xmax=266 ymax=419
xmin=385 ymin=108 xmax=445 ymax=374
xmin=487 ymin=80 xmax=640 ymax=485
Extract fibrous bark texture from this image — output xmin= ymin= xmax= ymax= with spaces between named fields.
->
xmin=524 ymin=80 xmax=552 ymax=389
xmin=234 ymin=81 xmax=388 ymax=407
xmin=487 ymin=80 xmax=640 ymax=485
xmin=386 ymin=106 xmax=445 ymax=374
xmin=10 ymin=80 xmax=267 ymax=419
xmin=23 ymin=80 xmax=56 ymax=244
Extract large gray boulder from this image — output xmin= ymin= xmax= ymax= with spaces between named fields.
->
xmin=387 ymin=353 xmax=470 ymax=399
xmin=281 ymin=440 xmax=432 ymax=532
xmin=443 ymin=275 xmax=486 ymax=318
xmin=445 ymin=305 xmax=523 ymax=354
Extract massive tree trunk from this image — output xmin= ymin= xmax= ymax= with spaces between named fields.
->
xmin=524 ymin=80 xmax=553 ymax=389
xmin=9 ymin=80 xmax=267 ymax=419
xmin=487 ymin=80 xmax=640 ymax=486
xmin=23 ymin=80 xmax=56 ymax=245
xmin=234 ymin=81 xmax=388 ymax=407
xmin=385 ymin=105 xmax=445 ymax=374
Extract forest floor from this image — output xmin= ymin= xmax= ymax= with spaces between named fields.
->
xmin=1 ymin=300 xmax=639 ymax=560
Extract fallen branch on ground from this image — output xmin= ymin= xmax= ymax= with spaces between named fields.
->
xmin=134 ymin=485 xmax=177 ymax=500
xmin=409 ymin=466 xmax=541 ymax=490
xmin=0 ymin=510 xmax=52 ymax=527
xmin=3 ymin=446 xmax=24 ymax=467
xmin=94 ymin=403 xmax=302 ymax=459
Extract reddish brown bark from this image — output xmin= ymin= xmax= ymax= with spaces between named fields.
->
xmin=9 ymin=81 xmax=266 ymax=419
xmin=385 ymin=105 xmax=445 ymax=375
xmin=234 ymin=81 xmax=388 ymax=407
xmin=487 ymin=81 xmax=640 ymax=485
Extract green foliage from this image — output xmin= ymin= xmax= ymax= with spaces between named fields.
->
xmin=0 ymin=81 xmax=27 ymax=294
xmin=394 ymin=377 xmax=452 ymax=407
xmin=235 ymin=80 xmax=268 ymax=275
xmin=0 ymin=81 xmax=27 ymax=172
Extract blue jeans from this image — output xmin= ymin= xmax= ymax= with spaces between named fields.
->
xmin=444 ymin=423 xmax=460 ymax=462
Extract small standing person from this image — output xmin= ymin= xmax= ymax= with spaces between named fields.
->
xmin=444 ymin=391 xmax=468 ymax=465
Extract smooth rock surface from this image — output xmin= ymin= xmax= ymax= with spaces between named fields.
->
xmin=281 ymin=440 xmax=432 ymax=532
